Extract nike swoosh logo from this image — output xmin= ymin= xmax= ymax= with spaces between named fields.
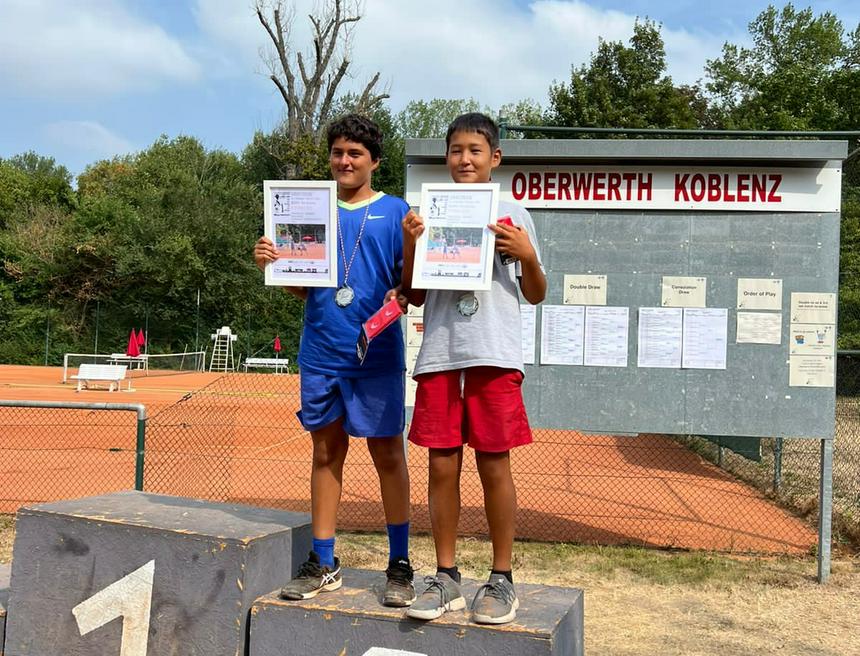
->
xmin=368 ymin=214 xmax=386 ymax=220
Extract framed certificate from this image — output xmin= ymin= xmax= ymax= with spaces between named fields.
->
xmin=263 ymin=180 xmax=338 ymax=287
xmin=412 ymin=183 xmax=499 ymax=291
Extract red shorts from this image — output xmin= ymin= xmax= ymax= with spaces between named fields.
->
xmin=408 ymin=367 xmax=532 ymax=453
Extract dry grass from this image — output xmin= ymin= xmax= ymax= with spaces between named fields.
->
xmin=1 ymin=517 xmax=858 ymax=654
xmin=338 ymin=533 xmax=860 ymax=656
xmin=0 ymin=514 xmax=12 ymax=564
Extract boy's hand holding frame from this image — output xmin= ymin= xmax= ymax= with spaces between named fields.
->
xmin=253 ymin=236 xmax=308 ymax=300
xmin=488 ymin=220 xmax=538 ymax=265
xmin=403 ymin=210 xmax=425 ymax=242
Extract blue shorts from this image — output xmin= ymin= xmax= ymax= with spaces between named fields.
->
xmin=297 ymin=369 xmax=405 ymax=437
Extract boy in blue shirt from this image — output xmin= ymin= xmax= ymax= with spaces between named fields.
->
xmin=401 ymin=113 xmax=546 ymax=624
xmin=254 ymin=114 xmax=414 ymax=607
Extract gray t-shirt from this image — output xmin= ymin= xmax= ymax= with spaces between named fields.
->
xmin=413 ymin=200 xmax=543 ymax=377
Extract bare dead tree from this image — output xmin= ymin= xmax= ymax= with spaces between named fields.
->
xmin=256 ymin=0 xmax=389 ymax=163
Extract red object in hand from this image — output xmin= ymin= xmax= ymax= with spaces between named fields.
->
xmin=496 ymin=216 xmax=517 ymax=264
xmin=357 ymin=297 xmax=403 ymax=364
xmin=364 ymin=297 xmax=402 ymax=341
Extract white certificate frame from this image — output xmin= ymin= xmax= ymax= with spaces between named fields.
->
xmin=263 ymin=180 xmax=338 ymax=287
xmin=412 ymin=182 xmax=499 ymax=291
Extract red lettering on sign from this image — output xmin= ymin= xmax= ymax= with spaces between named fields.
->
xmin=606 ymin=173 xmax=621 ymax=200
xmin=723 ymin=174 xmax=736 ymax=202
xmin=675 ymin=173 xmax=690 ymax=201
xmin=544 ymin=172 xmax=557 ymax=200
xmin=593 ymin=172 xmax=606 ymax=201
xmin=768 ymin=174 xmax=782 ymax=202
xmin=622 ymin=173 xmax=636 ymax=200
xmin=737 ymin=174 xmax=749 ymax=202
xmin=752 ymin=175 xmax=767 ymax=202
xmin=512 ymin=172 xmax=526 ymax=200
xmin=638 ymin=173 xmax=652 ymax=200
xmin=528 ymin=172 xmax=541 ymax=200
xmin=558 ymin=172 xmax=572 ymax=200
xmin=708 ymin=174 xmax=721 ymax=202
xmin=572 ymin=173 xmax=592 ymax=200
xmin=690 ymin=174 xmax=706 ymax=202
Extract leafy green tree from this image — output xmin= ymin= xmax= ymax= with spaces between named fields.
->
xmin=498 ymin=99 xmax=544 ymax=127
xmin=705 ymin=4 xmax=855 ymax=130
xmin=394 ymin=98 xmax=485 ymax=138
xmin=6 ymin=152 xmax=76 ymax=210
xmin=0 ymin=161 xmax=29 ymax=226
xmin=839 ymin=192 xmax=860 ymax=349
xmin=705 ymin=5 xmax=860 ymax=346
xmin=548 ymin=19 xmax=703 ymax=129
xmin=0 ymin=137 xmax=314 ymax=364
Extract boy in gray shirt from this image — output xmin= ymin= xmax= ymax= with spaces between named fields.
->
xmin=401 ymin=113 xmax=546 ymax=624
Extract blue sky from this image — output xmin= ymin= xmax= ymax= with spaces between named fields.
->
xmin=1 ymin=0 xmax=858 ymax=178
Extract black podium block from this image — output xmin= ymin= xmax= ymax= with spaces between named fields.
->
xmin=1 ymin=562 xmax=9 ymax=655
xmin=250 ymin=568 xmax=584 ymax=656
xmin=4 ymin=491 xmax=311 ymax=656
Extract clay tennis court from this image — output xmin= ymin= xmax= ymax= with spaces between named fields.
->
xmin=0 ymin=365 xmax=815 ymax=553
xmin=277 ymin=242 xmax=326 ymax=260
xmin=425 ymin=245 xmax=481 ymax=263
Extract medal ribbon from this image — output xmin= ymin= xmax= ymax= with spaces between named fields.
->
xmin=337 ymin=201 xmax=371 ymax=288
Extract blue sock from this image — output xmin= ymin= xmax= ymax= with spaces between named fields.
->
xmin=387 ymin=521 xmax=410 ymax=562
xmin=313 ymin=536 xmax=335 ymax=568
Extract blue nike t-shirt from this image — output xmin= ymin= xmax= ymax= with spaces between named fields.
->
xmin=299 ymin=192 xmax=407 ymax=377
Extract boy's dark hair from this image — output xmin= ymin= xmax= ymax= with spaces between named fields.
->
xmin=327 ymin=114 xmax=383 ymax=161
xmin=445 ymin=112 xmax=500 ymax=151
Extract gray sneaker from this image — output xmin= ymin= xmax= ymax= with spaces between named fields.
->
xmin=405 ymin=573 xmax=466 ymax=620
xmin=471 ymin=574 xmax=519 ymax=624
xmin=279 ymin=551 xmax=342 ymax=600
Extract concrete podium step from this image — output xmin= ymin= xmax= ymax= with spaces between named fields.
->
xmin=4 ymin=491 xmax=311 ymax=656
xmin=250 ymin=568 xmax=584 ymax=655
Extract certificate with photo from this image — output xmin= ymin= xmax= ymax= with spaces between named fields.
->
xmin=412 ymin=183 xmax=499 ymax=291
xmin=263 ymin=180 xmax=338 ymax=287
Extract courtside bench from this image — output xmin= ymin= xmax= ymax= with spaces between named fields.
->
xmin=242 ymin=357 xmax=290 ymax=374
xmin=70 ymin=364 xmax=127 ymax=392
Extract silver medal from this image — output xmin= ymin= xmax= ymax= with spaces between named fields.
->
xmin=335 ymin=285 xmax=355 ymax=307
xmin=336 ymin=203 xmax=371 ymax=309
xmin=456 ymin=293 xmax=479 ymax=317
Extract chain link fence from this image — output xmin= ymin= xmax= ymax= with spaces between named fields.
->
xmin=1 ymin=288 xmax=858 ymax=554
xmin=0 ymin=403 xmax=144 ymax=513
xmin=3 ymin=366 xmax=854 ymax=555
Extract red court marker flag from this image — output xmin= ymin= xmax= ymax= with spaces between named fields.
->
xmin=273 ymin=336 xmax=282 ymax=353
xmin=137 ymin=328 xmax=146 ymax=347
xmin=126 ymin=330 xmax=140 ymax=357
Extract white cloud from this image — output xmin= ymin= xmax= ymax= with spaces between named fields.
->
xmin=353 ymin=0 xmax=738 ymax=109
xmin=42 ymin=121 xmax=134 ymax=159
xmin=0 ymin=0 xmax=201 ymax=98
xmin=194 ymin=0 xmax=266 ymax=61
xmin=193 ymin=0 xmax=316 ymax=77
xmin=193 ymin=0 xmax=742 ymax=112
